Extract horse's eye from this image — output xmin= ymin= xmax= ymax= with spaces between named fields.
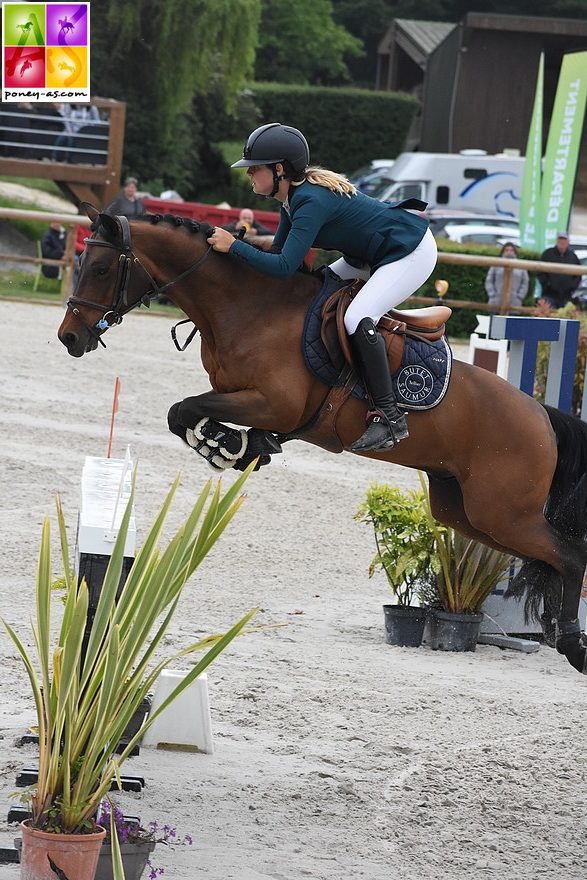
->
xmin=93 ymin=264 xmax=109 ymax=277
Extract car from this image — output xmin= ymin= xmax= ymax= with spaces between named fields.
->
xmin=443 ymin=224 xmax=520 ymax=247
xmin=348 ymin=159 xmax=395 ymax=194
xmin=572 ymin=248 xmax=587 ymax=307
xmin=426 ymin=210 xmax=520 ymax=238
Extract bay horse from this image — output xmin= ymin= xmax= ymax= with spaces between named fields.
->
xmin=57 ymin=207 xmax=587 ymax=675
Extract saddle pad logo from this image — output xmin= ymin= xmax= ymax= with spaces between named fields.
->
xmin=396 ymin=364 xmax=434 ymax=404
xmin=2 ymin=2 xmax=90 ymax=102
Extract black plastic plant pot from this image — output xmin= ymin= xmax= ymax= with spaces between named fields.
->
xmin=428 ymin=609 xmax=483 ymax=652
xmin=115 ymin=696 xmax=152 ymax=756
xmin=383 ymin=604 xmax=427 ymax=648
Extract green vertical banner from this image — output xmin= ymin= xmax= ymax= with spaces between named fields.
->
xmin=519 ymin=54 xmax=544 ymax=250
xmin=541 ymin=51 xmax=587 ymax=249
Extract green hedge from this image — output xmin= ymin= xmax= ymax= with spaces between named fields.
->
xmin=417 ymin=240 xmax=540 ymax=338
xmin=246 ymin=82 xmax=418 ymax=173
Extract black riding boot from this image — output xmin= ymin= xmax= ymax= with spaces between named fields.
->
xmin=350 ymin=317 xmax=409 ymax=452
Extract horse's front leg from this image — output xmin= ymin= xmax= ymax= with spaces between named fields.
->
xmin=167 ymin=389 xmax=291 ymax=472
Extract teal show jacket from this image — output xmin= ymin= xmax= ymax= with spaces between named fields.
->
xmin=229 ymin=180 xmax=429 ymax=278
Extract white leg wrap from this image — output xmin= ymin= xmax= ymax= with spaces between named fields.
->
xmin=186 ymin=418 xmax=249 ymax=471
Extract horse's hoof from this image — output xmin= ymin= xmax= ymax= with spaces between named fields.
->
xmin=234 ymin=454 xmax=271 ymax=472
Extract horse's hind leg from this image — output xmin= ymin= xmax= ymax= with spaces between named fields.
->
xmin=427 ymin=473 xmax=515 ymax=554
xmin=459 ymin=478 xmax=587 ymax=674
xmin=414 ymin=472 xmax=587 ymax=671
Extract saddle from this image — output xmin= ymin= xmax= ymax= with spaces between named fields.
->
xmin=285 ymin=279 xmax=452 ymax=454
xmin=321 ymin=279 xmax=452 ymax=375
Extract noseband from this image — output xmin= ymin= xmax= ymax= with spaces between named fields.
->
xmin=67 ymin=215 xmax=212 ymax=348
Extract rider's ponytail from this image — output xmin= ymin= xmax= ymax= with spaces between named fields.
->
xmin=302 ymin=168 xmax=356 ymax=196
xmin=283 ymin=162 xmax=356 ymax=197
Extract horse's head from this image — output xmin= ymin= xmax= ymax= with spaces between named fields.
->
xmin=58 ymin=203 xmax=145 ymax=357
xmin=57 ymin=203 xmax=214 ymax=357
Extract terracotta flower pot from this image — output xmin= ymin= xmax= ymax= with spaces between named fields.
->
xmin=20 ymin=820 xmax=106 ymax=880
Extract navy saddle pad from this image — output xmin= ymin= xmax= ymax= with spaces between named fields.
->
xmin=302 ymin=270 xmax=453 ymax=411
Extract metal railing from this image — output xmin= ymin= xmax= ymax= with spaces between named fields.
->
xmin=0 ymin=106 xmax=109 ymax=165
xmin=0 ymin=98 xmax=126 ymax=207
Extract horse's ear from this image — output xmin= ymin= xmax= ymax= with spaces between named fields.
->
xmin=97 ymin=212 xmax=120 ymax=241
xmin=81 ymin=202 xmax=99 ymax=222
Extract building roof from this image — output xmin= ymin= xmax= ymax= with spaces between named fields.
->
xmin=378 ymin=19 xmax=456 ymax=65
xmin=464 ymin=11 xmax=587 ymax=36
xmin=378 ymin=14 xmax=587 ymax=62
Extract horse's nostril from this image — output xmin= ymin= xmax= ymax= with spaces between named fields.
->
xmin=62 ymin=331 xmax=79 ymax=349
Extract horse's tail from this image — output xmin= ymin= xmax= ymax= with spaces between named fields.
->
xmin=506 ymin=405 xmax=587 ymax=621
xmin=543 ymin=404 xmax=587 ymax=537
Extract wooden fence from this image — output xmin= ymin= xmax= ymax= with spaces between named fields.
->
xmin=1 ymin=206 xmax=587 ymax=306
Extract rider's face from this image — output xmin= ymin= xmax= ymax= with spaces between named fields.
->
xmin=246 ymin=164 xmax=274 ymax=196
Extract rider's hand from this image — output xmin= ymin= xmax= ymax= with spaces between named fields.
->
xmin=207 ymin=227 xmax=237 ymax=253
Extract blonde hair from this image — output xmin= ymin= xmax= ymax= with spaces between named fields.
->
xmin=292 ymin=166 xmax=356 ymax=197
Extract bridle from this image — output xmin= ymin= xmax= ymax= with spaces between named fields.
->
xmin=66 ymin=214 xmax=212 ymax=348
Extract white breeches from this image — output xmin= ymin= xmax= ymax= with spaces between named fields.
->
xmin=330 ymin=228 xmax=438 ymax=335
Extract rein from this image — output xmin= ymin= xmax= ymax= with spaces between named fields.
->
xmin=67 ymin=214 xmax=212 ymax=347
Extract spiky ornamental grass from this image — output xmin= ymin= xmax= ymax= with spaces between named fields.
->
xmin=2 ymin=464 xmax=256 ymax=860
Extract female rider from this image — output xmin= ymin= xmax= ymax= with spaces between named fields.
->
xmin=207 ymin=123 xmax=438 ymax=452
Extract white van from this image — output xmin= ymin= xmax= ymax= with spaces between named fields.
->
xmin=372 ymin=150 xmax=525 ymax=218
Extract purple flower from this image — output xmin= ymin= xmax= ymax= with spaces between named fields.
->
xmin=100 ymin=800 xmax=193 ymax=876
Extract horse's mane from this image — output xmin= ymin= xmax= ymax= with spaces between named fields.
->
xmin=94 ymin=211 xmax=323 ymax=280
xmin=139 ymin=213 xmax=216 ymax=238
xmin=91 ymin=211 xmax=215 ymax=238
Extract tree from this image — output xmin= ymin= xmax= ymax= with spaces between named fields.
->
xmin=90 ymin=0 xmax=261 ymax=191
xmin=254 ymin=0 xmax=362 ymax=85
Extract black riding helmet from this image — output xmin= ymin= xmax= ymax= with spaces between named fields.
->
xmin=232 ymin=123 xmax=310 ymax=173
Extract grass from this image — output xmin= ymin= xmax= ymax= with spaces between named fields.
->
xmin=0 ymin=198 xmax=52 ymax=239
xmin=0 ymin=176 xmax=75 ymax=238
xmin=0 ymin=176 xmax=63 ymax=196
xmin=0 ymin=271 xmax=183 ymax=315
xmin=0 ymin=270 xmax=62 ymax=301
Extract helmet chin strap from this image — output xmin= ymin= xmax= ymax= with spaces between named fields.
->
xmin=266 ymin=165 xmax=286 ymax=198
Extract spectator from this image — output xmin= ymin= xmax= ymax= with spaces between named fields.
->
xmin=40 ymin=221 xmax=65 ymax=278
xmin=484 ymin=242 xmax=529 ymax=309
xmin=73 ymin=223 xmax=88 ymax=286
xmin=52 ymin=103 xmax=100 ymax=161
xmin=537 ymin=232 xmax=581 ymax=309
xmin=223 ymin=208 xmax=272 ymax=236
xmin=75 ymin=224 xmax=88 ymax=256
xmin=105 ymin=177 xmax=145 ymax=218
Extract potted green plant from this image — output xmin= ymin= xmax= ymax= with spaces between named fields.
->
xmin=2 ymin=466 xmax=255 ymax=880
xmin=418 ymin=473 xmax=511 ymax=652
xmin=355 ymin=482 xmax=438 ymax=647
